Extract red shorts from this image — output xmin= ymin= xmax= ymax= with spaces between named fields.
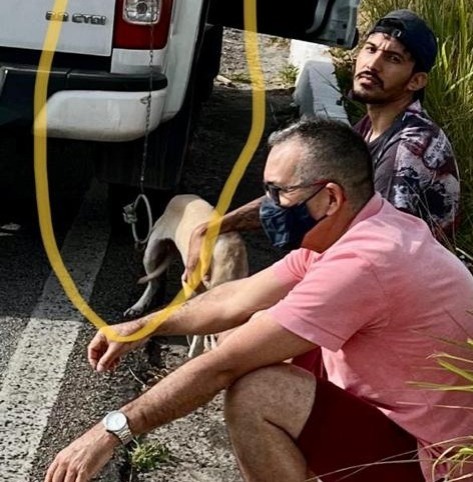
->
xmin=296 ymin=377 xmax=426 ymax=482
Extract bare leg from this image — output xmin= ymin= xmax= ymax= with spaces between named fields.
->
xmin=225 ymin=364 xmax=316 ymax=482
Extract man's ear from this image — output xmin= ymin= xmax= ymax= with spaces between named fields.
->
xmin=407 ymin=72 xmax=428 ymax=94
xmin=325 ymin=183 xmax=345 ymax=215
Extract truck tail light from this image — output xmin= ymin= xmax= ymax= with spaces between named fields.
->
xmin=113 ymin=0 xmax=173 ymax=49
xmin=123 ymin=0 xmax=160 ymax=25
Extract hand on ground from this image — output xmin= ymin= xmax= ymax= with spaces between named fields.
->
xmin=44 ymin=425 xmax=117 ymax=482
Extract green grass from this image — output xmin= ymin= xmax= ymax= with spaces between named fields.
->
xmin=228 ymin=72 xmax=252 ymax=84
xmin=279 ymin=64 xmax=299 ymax=87
xmin=417 ymin=340 xmax=473 ymax=480
xmin=127 ymin=438 xmax=172 ymax=473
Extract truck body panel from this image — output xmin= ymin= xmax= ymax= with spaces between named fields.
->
xmin=0 ymin=0 xmax=116 ymax=56
xmin=0 ymin=0 xmax=359 ymax=189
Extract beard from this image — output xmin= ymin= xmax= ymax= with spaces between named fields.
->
xmin=350 ymin=87 xmax=389 ymax=105
xmin=351 ymin=70 xmax=388 ymax=105
xmin=351 ymin=71 xmax=414 ymax=105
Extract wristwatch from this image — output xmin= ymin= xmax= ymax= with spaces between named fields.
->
xmin=102 ymin=410 xmax=133 ymax=445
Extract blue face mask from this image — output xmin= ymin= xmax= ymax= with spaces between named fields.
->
xmin=259 ymin=195 xmax=327 ymax=250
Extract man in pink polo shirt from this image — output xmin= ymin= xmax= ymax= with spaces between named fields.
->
xmin=46 ymin=119 xmax=473 ymax=482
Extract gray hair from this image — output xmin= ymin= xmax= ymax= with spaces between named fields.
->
xmin=268 ymin=117 xmax=374 ymax=209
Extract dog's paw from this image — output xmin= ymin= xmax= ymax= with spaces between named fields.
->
xmin=187 ymin=335 xmax=217 ymax=358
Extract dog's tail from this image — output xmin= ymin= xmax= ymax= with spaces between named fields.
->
xmin=138 ymin=255 xmax=173 ymax=284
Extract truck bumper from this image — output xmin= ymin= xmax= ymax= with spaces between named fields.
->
xmin=0 ymin=65 xmax=168 ymax=142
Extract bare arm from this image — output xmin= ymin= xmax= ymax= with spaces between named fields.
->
xmin=184 ymin=196 xmax=264 ymax=283
xmin=123 ymin=312 xmax=315 ymax=433
xmin=47 ymin=312 xmax=316 ymax=482
xmin=151 ymin=265 xmax=283 ymax=336
xmin=88 ymin=265 xmax=294 ymax=372
xmin=218 ymin=196 xmax=265 ymax=231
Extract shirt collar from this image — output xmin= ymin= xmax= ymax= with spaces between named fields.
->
xmin=405 ymin=99 xmax=422 ymax=115
xmin=348 ymin=192 xmax=384 ymax=229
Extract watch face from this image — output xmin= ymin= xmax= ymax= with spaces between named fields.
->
xmin=105 ymin=411 xmax=127 ymax=431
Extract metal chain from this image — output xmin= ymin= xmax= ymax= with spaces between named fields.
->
xmin=123 ymin=22 xmax=155 ymax=247
xmin=140 ymin=23 xmax=155 ymax=193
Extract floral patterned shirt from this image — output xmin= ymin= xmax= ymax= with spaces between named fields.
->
xmin=354 ymin=101 xmax=460 ymax=239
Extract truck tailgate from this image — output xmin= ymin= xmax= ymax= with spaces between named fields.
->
xmin=0 ymin=0 xmax=116 ymax=56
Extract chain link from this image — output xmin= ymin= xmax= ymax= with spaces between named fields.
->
xmin=123 ymin=22 xmax=155 ymax=248
xmin=139 ymin=23 xmax=155 ymax=194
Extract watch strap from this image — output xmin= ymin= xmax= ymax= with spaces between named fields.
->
xmin=113 ymin=425 xmax=133 ymax=446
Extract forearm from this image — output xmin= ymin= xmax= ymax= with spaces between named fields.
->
xmin=219 ymin=196 xmax=264 ymax=232
xmin=140 ymin=267 xmax=286 ymax=338
xmin=121 ymin=307 xmax=316 ymax=436
xmin=184 ymin=197 xmax=263 ymax=285
xmin=141 ymin=280 xmax=252 ymax=337
xmin=121 ymin=350 xmax=233 ymax=435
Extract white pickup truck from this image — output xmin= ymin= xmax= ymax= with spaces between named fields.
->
xmin=0 ymin=0 xmax=359 ymax=196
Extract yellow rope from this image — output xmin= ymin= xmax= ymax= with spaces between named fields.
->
xmin=34 ymin=0 xmax=266 ymax=342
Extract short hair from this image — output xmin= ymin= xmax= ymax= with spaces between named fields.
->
xmin=268 ymin=118 xmax=374 ymax=209
xmin=362 ymin=32 xmax=425 ymax=101
xmin=369 ymin=10 xmax=438 ymax=74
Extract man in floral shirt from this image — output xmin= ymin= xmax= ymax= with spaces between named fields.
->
xmin=352 ymin=9 xmax=459 ymax=238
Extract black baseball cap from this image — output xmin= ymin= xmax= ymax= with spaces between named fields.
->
xmin=368 ymin=9 xmax=438 ymax=72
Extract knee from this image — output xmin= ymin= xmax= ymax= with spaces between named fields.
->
xmin=225 ymin=364 xmax=316 ymax=441
xmin=225 ymin=366 xmax=278 ymax=420
xmin=224 ymin=364 xmax=310 ymax=423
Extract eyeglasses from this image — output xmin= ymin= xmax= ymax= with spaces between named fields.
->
xmin=263 ymin=180 xmax=328 ymax=206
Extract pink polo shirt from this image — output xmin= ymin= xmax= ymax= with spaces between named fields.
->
xmin=268 ymin=193 xmax=473 ymax=481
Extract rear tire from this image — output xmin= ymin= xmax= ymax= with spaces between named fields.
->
xmin=0 ymin=129 xmax=93 ymax=226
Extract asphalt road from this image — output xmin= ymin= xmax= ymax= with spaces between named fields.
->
xmin=0 ymin=176 xmax=150 ymax=481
